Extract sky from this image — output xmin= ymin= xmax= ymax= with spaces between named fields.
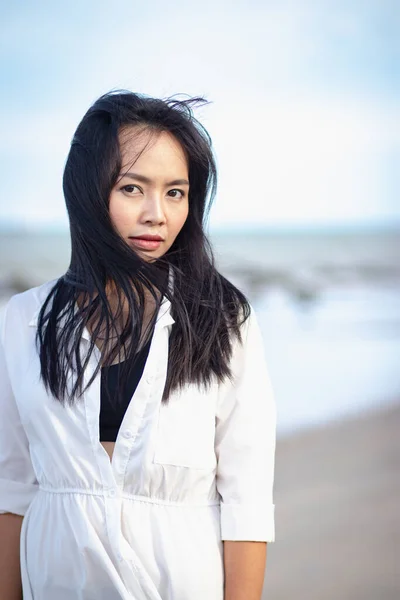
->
xmin=0 ymin=0 xmax=399 ymax=232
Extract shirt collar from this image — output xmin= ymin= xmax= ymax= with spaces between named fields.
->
xmin=28 ymin=266 xmax=175 ymax=339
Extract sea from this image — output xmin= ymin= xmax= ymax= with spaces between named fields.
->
xmin=1 ymin=225 xmax=399 ymax=437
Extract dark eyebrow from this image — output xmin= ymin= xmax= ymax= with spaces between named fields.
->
xmin=120 ymin=172 xmax=189 ymax=186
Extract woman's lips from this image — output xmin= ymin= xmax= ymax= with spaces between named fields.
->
xmin=128 ymin=238 xmax=162 ymax=250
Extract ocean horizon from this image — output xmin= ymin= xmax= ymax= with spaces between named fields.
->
xmin=1 ymin=224 xmax=399 ymax=437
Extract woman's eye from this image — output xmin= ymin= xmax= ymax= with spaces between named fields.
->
xmin=122 ymin=184 xmax=140 ymax=194
xmin=120 ymin=185 xmax=185 ymax=198
xmin=168 ymin=189 xmax=185 ymax=199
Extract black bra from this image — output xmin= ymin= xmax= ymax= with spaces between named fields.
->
xmin=99 ymin=336 xmax=152 ymax=442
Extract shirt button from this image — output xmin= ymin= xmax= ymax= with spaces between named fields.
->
xmin=146 ymin=376 xmax=153 ymax=385
xmin=108 ymin=489 xmax=117 ymax=498
xmin=124 ymin=429 xmax=133 ymax=439
xmin=116 ymin=552 xmax=124 ymax=562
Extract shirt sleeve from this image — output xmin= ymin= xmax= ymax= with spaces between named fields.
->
xmin=215 ymin=304 xmax=276 ymax=542
xmin=0 ymin=302 xmax=39 ymax=516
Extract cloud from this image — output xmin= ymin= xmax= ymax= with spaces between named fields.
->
xmin=207 ymin=93 xmax=400 ymax=226
xmin=0 ymin=0 xmax=398 ymax=228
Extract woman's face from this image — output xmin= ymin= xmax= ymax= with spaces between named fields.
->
xmin=109 ymin=126 xmax=189 ymax=261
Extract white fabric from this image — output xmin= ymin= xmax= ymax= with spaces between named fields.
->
xmin=0 ymin=276 xmax=276 ymax=600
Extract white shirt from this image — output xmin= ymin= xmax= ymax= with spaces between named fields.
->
xmin=0 ymin=276 xmax=276 ymax=600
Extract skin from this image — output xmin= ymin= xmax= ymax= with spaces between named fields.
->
xmin=223 ymin=541 xmax=267 ymax=600
xmin=101 ymin=126 xmax=190 ymax=461
xmin=109 ymin=126 xmax=190 ymax=263
xmin=0 ymin=513 xmax=23 ymax=600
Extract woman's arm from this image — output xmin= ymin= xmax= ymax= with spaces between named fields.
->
xmin=0 ymin=513 xmax=23 ymax=600
xmin=223 ymin=541 xmax=267 ymax=600
xmin=0 ymin=303 xmax=39 ymax=600
xmin=215 ymin=305 xmax=276 ymax=596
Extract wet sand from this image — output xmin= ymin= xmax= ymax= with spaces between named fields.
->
xmin=263 ymin=402 xmax=400 ymax=600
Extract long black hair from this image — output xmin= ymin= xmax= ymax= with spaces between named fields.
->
xmin=36 ymin=90 xmax=251 ymax=406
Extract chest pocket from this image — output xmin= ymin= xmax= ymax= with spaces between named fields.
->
xmin=153 ymin=384 xmax=217 ymax=470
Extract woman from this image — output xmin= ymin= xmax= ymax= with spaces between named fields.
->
xmin=0 ymin=91 xmax=276 ymax=600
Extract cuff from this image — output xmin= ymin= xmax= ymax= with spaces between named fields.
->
xmin=0 ymin=478 xmax=39 ymax=516
xmin=220 ymin=502 xmax=275 ymax=542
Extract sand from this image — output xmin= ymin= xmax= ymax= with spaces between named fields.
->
xmin=262 ymin=403 xmax=400 ymax=600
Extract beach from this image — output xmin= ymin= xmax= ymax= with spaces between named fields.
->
xmin=1 ymin=228 xmax=399 ymax=597
xmin=263 ymin=403 xmax=400 ymax=599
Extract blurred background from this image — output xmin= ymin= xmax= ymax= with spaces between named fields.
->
xmin=0 ymin=0 xmax=399 ymax=598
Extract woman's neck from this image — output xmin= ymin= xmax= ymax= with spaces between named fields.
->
xmin=77 ymin=282 xmax=160 ymax=363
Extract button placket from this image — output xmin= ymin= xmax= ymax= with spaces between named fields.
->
xmin=111 ymin=358 xmax=161 ymax=490
xmin=110 ymin=331 xmax=160 ymax=480
xmin=82 ymin=343 xmax=116 ymax=491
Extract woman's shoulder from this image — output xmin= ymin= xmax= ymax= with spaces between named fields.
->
xmin=1 ymin=277 xmax=60 ymax=330
xmin=227 ymin=301 xmax=267 ymax=364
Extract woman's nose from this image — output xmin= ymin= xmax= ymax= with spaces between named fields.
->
xmin=142 ymin=193 xmax=166 ymax=223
